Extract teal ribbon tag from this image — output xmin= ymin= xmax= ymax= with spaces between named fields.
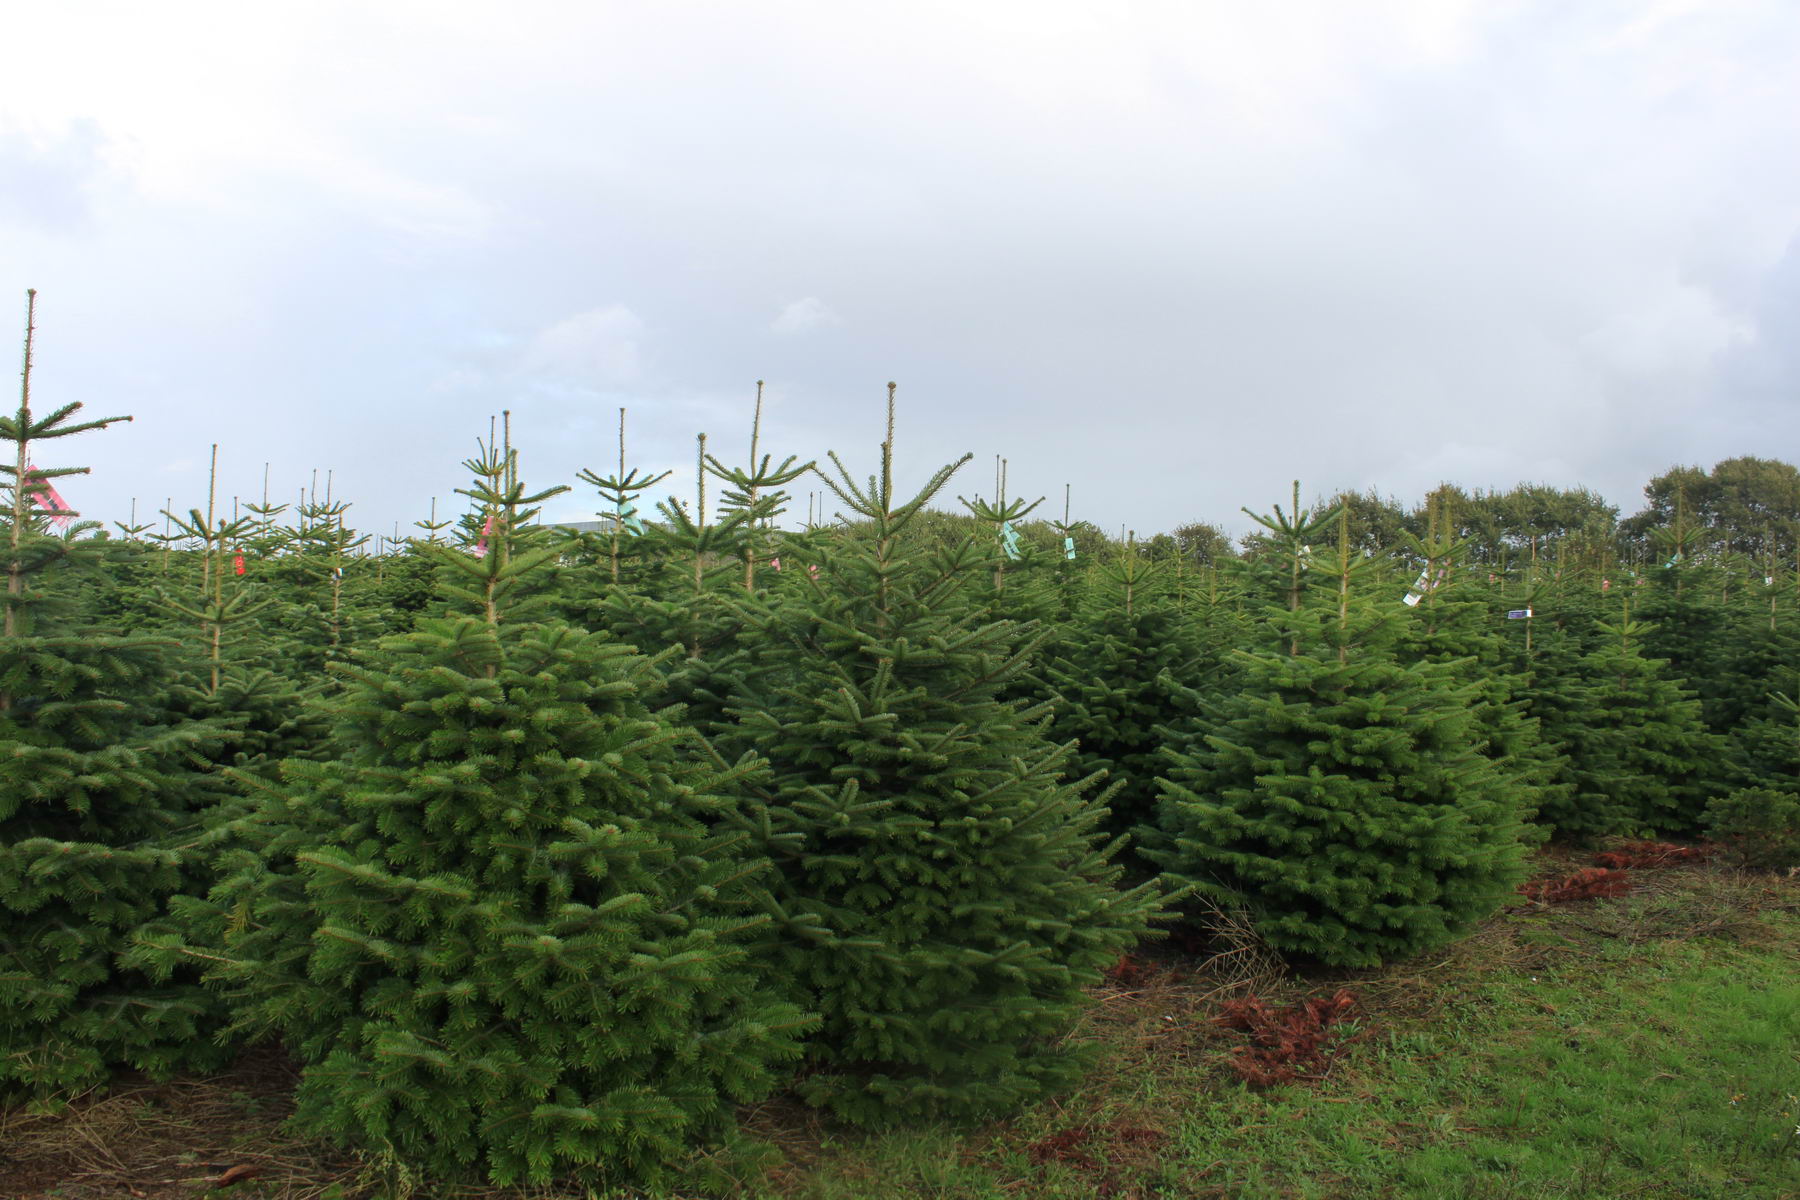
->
xmin=1063 ymin=535 xmax=1076 ymax=561
xmin=618 ymin=498 xmax=646 ymax=536
xmin=1001 ymin=520 xmax=1022 ymax=561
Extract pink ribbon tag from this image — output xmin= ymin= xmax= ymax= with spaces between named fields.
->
xmin=24 ymin=464 xmax=74 ymax=528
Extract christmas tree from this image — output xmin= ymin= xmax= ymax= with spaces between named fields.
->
xmin=719 ymin=387 xmax=1161 ymax=1124
xmin=1733 ymin=668 xmax=1800 ymax=791
xmin=138 ymin=434 xmax=811 ymax=1188
xmin=1 ymin=291 xmax=228 ymax=1096
xmin=1030 ymin=540 xmax=1213 ymax=852
xmin=1146 ymin=488 xmax=1529 ymax=969
xmin=1554 ymin=608 xmax=1717 ymax=837
xmin=1395 ymin=494 xmax=1562 ymax=839
xmin=586 ymin=394 xmax=808 ymax=737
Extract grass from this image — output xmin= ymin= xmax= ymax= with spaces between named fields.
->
xmin=3 ymin=854 xmax=1797 ymax=1200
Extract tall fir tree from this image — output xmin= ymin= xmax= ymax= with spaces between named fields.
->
xmin=1396 ymin=494 xmax=1563 ymax=838
xmin=1633 ymin=508 xmax=1734 ymax=792
xmin=137 ymin=434 xmax=812 ymax=1188
xmin=1146 ymin=489 xmax=1530 ymax=969
xmin=718 ymin=387 xmax=1161 ymax=1124
xmin=1 ymin=291 xmax=228 ymax=1095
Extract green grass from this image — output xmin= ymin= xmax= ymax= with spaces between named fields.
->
xmin=755 ymin=869 xmax=1800 ymax=1200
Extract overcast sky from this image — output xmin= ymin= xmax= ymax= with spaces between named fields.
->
xmin=4 ymin=1 xmax=1797 ymax=541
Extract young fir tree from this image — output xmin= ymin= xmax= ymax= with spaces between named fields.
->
xmin=292 ymin=481 xmax=376 ymax=667
xmin=719 ymin=387 xmax=1161 ymax=1124
xmin=1708 ymin=673 xmax=1800 ymax=869
xmin=138 ymin=437 xmax=811 ymax=1189
xmin=1145 ymin=489 xmax=1529 ymax=969
xmin=592 ymin=431 xmax=752 ymax=729
xmin=1 ymin=291 xmax=228 ymax=1095
xmin=1712 ymin=560 xmax=1800 ymax=788
xmin=1733 ymin=667 xmax=1800 ymax=792
xmin=1395 ymin=495 xmax=1563 ymax=838
xmin=959 ymin=454 xmax=1047 ymax=619
xmin=592 ymin=390 xmax=812 ymax=737
xmin=1030 ymin=541 xmax=1211 ymax=853
xmin=1633 ymin=514 xmax=1735 ymax=796
xmin=1552 ymin=607 xmax=1718 ymax=837
xmin=559 ymin=411 xmax=657 ymax=635
xmin=145 ymin=445 xmax=331 ymax=777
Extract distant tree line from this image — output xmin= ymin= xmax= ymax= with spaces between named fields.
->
xmin=1141 ymin=456 xmax=1800 ymax=572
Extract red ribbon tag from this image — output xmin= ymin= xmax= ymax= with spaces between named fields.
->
xmin=233 ymin=553 xmax=246 ymax=576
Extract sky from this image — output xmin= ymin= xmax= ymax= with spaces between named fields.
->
xmin=3 ymin=0 xmax=1797 ymax=542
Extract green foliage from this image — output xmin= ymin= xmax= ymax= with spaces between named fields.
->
xmin=1395 ymin=498 xmax=1562 ymax=838
xmin=1030 ymin=549 xmax=1212 ymax=850
xmin=1147 ymin=489 xmax=1530 ymax=968
xmin=1167 ymin=518 xmax=1237 ymax=566
xmin=1704 ymin=787 xmax=1800 ymax=871
xmin=1734 ymin=674 xmax=1800 ymax=794
xmin=720 ymin=407 xmax=1160 ymax=1124
xmin=1548 ymin=613 xmax=1718 ymax=838
xmin=1620 ymin=455 xmax=1800 ymax=561
xmin=138 ymin=450 xmax=811 ymax=1188
xmin=11 ymin=334 xmax=1800 ymax=1192
xmin=1440 ymin=482 xmax=1620 ymax=567
xmin=1 ymin=298 xmax=229 ymax=1096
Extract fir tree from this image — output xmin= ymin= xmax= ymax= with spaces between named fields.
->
xmin=1633 ymin=510 xmax=1733 ymax=797
xmin=1553 ymin=608 xmax=1717 ymax=837
xmin=959 ymin=453 xmax=1045 ymax=606
xmin=571 ymin=405 xmax=671 ymax=588
xmin=1735 ymin=672 xmax=1800 ymax=792
xmin=591 ymin=391 xmax=811 ymax=737
xmin=1146 ymin=489 xmax=1530 ymax=969
xmin=593 ymin=431 xmax=752 ymax=730
xmin=720 ymin=387 xmax=1161 ymax=1124
xmin=1 ymin=291 xmax=228 ymax=1095
xmin=1396 ymin=495 xmax=1563 ymax=838
xmin=137 ymin=435 xmax=811 ymax=1188
xmin=1030 ymin=542 xmax=1212 ymax=852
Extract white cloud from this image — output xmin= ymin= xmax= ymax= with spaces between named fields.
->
xmin=427 ymin=366 xmax=486 ymax=395
xmin=522 ymin=306 xmax=646 ymax=386
xmin=1580 ymin=280 xmax=1754 ymax=377
xmin=771 ymin=297 xmax=843 ymax=336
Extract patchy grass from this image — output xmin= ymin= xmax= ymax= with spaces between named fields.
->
xmin=4 ymin=855 xmax=1797 ymax=1200
xmin=754 ymin=858 xmax=1800 ymax=1200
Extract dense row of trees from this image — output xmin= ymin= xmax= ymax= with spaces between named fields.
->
xmin=5 ymin=325 xmax=1797 ymax=1187
xmin=1148 ymin=458 xmax=1800 ymax=572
